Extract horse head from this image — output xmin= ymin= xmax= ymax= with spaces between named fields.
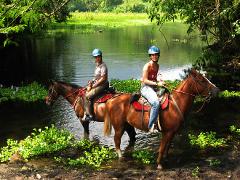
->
xmin=189 ymin=69 xmax=220 ymax=98
xmin=45 ymin=80 xmax=60 ymax=106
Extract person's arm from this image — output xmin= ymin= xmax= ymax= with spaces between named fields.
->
xmin=92 ymin=74 xmax=107 ymax=88
xmin=92 ymin=64 xmax=108 ymax=88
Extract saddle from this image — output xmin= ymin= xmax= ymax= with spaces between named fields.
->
xmin=130 ymin=91 xmax=169 ymax=111
xmin=78 ymin=86 xmax=116 ymax=103
xmin=95 ymin=86 xmax=116 ymax=103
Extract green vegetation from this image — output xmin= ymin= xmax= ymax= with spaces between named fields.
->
xmin=0 ymin=0 xmax=150 ymax=47
xmin=0 ymin=125 xmax=74 ymax=162
xmin=55 ymin=142 xmax=117 ymax=169
xmin=148 ymin=1 xmax=240 ymax=91
xmin=132 ymin=149 xmax=155 ymax=164
xmin=191 ymin=166 xmax=200 ymax=178
xmin=206 ymin=159 xmax=221 ymax=167
xmin=229 ymin=125 xmax=240 ymax=136
xmin=50 ymin=12 xmax=152 ymax=33
xmin=110 ymin=79 xmax=141 ymax=93
xmin=0 ymin=125 xmax=117 ymax=168
xmin=218 ymin=90 xmax=240 ymax=99
xmin=0 ymin=80 xmax=238 ymax=105
xmin=188 ymin=131 xmax=227 ymax=149
xmin=68 ymin=0 xmax=149 ymax=13
xmin=0 ymin=0 xmax=71 ymax=47
xmin=149 ymin=0 xmax=240 ymax=46
xmin=110 ymin=79 xmax=179 ymax=93
xmin=0 ymin=82 xmax=47 ymax=103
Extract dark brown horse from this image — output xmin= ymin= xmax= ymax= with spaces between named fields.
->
xmin=103 ymin=69 xmax=220 ymax=169
xmin=45 ymin=81 xmax=118 ymax=138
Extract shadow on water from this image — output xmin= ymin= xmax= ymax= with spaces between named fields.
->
xmin=0 ymin=101 xmax=51 ymax=146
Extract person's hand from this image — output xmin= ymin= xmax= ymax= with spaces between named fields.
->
xmin=157 ymin=81 xmax=165 ymax=87
xmin=88 ymin=80 xmax=93 ymax=85
xmin=86 ymin=83 xmax=92 ymax=92
xmin=86 ymin=86 xmax=92 ymax=92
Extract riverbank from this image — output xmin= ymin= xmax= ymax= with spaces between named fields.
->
xmin=49 ymin=12 xmax=185 ymax=34
xmin=0 ymin=149 xmax=239 ymax=179
xmin=49 ymin=12 xmax=154 ymax=34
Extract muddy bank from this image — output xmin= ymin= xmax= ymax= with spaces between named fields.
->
xmin=0 ymin=143 xmax=239 ymax=180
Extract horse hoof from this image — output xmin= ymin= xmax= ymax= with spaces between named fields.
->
xmin=157 ymin=164 xmax=163 ymax=170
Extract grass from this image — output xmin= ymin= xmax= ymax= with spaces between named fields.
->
xmin=63 ymin=12 xmax=151 ymax=27
xmin=49 ymin=12 xmax=154 ymax=33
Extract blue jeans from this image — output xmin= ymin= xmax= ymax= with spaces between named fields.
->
xmin=141 ymin=85 xmax=160 ymax=129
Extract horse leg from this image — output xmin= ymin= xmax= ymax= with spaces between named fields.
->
xmin=114 ymin=128 xmax=124 ymax=158
xmin=164 ymin=141 xmax=172 ymax=159
xmin=157 ymin=131 xmax=174 ymax=170
xmin=81 ymin=121 xmax=90 ymax=139
xmin=124 ymin=123 xmax=136 ymax=152
xmin=125 ymin=123 xmax=136 ymax=145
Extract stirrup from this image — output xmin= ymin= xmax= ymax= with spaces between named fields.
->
xmin=149 ymin=125 xmax=159 ymax=133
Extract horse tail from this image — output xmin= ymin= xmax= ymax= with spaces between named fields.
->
xmin=103 ymin=105 xmax=112 ymax=136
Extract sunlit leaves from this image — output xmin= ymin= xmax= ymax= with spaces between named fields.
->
xmin=0 ymin=125 xmax=117 ymax=168
xmin=0 ymin=0 xmax=71 ymax=47
xmin=132 ymin=149 xmax=155 ymax=164
xmin=188 ymin=131 xmax=227 ymax=149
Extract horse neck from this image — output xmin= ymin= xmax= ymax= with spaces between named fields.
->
xmin=57 ymin=84 xmax=80 ymax=106
xmin=172 ymin=78 xmax=196 ymax=115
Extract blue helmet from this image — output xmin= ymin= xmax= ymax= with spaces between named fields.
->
xmin=148 ymin=46 xmax=160 ymax=55
xmin=92 ymin=48 xmax=102 ymax=57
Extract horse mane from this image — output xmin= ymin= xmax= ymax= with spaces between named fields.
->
xmin=55 ymin=81 xmax=82 ymax=89
xmin=173 ymin=68 xmax=200 ymax=90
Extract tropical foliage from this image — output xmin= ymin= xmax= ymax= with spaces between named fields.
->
xmin=0 ymin=0 xmax=71 ymax=47
xmin=68 ymin=0 xmax=149 ymax=12
xmin=0 ymin=125 xmax=117 ymax=168
xmin=132 ymin=149 xmax=155 ymax=164
xmin=148 ymin=0 xmax=240 ymax=45
xmin=0 ymin=82 xmax=47 ymax=103
xmin=188 ymin=131 xmax=227 ymax=149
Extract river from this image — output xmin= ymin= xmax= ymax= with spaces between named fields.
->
xmin=0 ymin=23 xmax=204 ymax=149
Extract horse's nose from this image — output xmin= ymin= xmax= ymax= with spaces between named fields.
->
xmin=211 ymin=87 xmax=220 ymax=97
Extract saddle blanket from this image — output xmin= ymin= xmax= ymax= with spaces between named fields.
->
xmin=132 ymin=93 xmax=169 ymax=111
xmin=95 ymin=93 xmax=115 ymax=103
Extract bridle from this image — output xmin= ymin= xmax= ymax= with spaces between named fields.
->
xmin=47 ymin=84 xmax=85 ymax=107
xmin=173 ymin=73 xmax=213 ymax=113
xmin=46 ymin=86 xmax=59 ymax=103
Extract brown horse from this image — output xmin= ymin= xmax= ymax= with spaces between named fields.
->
xmin=103 ymin=69 xmax=220 ymax=169
xmin=45 ymin=81 xmax=119 ymax=138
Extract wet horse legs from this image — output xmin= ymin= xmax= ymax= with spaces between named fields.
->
xmin=81 ymin=121 xmax=90 ymax=139
xmin=157 ymin=131 xmax=174 ymax=170
xmin=114 ymin=128 xmax=124 ymax=158
xmin=125 ymin=123 xmax=136 ymax=144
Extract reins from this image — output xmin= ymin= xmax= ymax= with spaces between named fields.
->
xmin=64 ymin=87 xmax=86 ymax=99
xmin=172 ymin=74 xmax=212 ymax=114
